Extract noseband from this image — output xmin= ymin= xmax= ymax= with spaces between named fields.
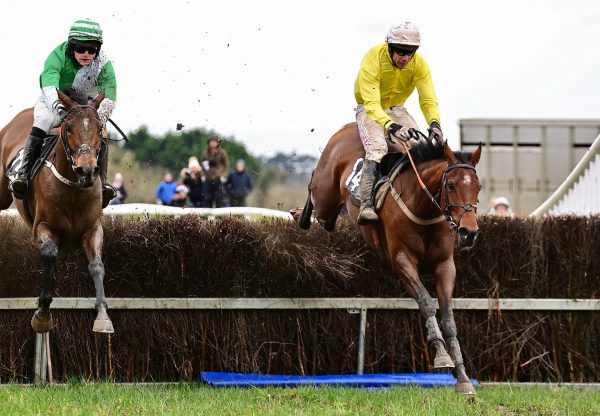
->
xmin=58 ymin=105 xmax=101 ymax=173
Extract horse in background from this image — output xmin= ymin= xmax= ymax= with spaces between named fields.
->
xmin=0 ymin=91 xmax=114 ymax=334
xmin=293 ymin=122 xmax=482 ymax=394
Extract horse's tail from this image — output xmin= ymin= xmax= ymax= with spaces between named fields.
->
xmin=290 ymin=173 xmax=314 ymax=229
xmin=298 ymin=186 xmax=313 ymax=230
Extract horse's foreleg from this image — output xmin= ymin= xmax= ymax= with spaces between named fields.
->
xmin=393 ymin=252 xmax=454 ymax=370
xmin=83 ymin=223 xmax=114 ymax=333
xmin=31 ymin=224 xmax=58 ymax=333
xmin=434 ymin=259 xmax=476 ymax=395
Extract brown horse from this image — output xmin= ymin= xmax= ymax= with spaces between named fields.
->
xmin=0 ymin=91 xmax=114 ymax=334
xmin=294 ymin=123 xmax=482 ymax=394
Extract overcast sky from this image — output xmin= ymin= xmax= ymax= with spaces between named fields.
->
xmin=1 ymin=1 xmax=599 ymax=158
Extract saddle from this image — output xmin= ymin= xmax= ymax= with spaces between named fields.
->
xmin=345 ymin=151 xmax=410 ymax=210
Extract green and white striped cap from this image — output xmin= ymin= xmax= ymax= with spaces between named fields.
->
xmin=68 ymin=19 xmax=103 ymax=44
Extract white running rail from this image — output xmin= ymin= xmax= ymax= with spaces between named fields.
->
xmin=0 ymin=203 xmax=293 ymax=220
xmin=531 ymin=134 xmax=600 ymax=216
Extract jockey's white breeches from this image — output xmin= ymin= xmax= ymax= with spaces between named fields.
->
xmin=32 ymin=95 xmax=62 ymax=133
xmin=355 ymin=105 xmax=419 ymax=163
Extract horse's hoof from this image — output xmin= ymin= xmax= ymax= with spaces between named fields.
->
xmin=31 ymin=313 xmax=53 ymax=333
xmin=93 ymin=319 xmax=114 ymax=334
xmin=433 ymin=353 xmax=455 ymax=369
xmin=455 ymin=381 xmax=477 ymax=395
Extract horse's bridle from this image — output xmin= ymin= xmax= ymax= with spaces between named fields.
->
xmin=439 ymin=163 xmax=478 ymax=231
xmin=401 ymin=140 xmax=478 ymax=232
xmin=58 ymin=105 xmax=101 ymax=173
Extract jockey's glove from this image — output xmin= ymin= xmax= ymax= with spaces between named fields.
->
xmin=52 ymin=100 xmax=68 ymax=121
xmin=428 ymin=121 xmax=444 ymax=143
xmin=388 ymin=123 xmax=416 ymax=142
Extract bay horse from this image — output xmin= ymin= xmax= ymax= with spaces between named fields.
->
xmin=0 ymin=91 xmax=114 ymax=334
xmin=294 ymin=123 xmax=482 ymax=394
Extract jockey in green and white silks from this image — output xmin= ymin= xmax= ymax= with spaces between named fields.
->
xmin=11 ymin=18 xmax=118 ymax=207
xmin=38 ymin=43 xmax=116 ymax=130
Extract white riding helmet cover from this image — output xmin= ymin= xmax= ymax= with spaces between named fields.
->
xmin=493 ymin=196 xmax=511 ymax=208
xmin=385 ymin=22 xmax=421 ymax=47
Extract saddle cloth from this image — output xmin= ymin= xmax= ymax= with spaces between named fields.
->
xmin=6 ymin=135 xmax=59 ymax=189
xmin=344 ymin=152 xmax=409 ymax=210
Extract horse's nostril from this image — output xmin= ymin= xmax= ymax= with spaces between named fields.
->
xmin=74 ymin=167 xmax=85 ymax=177
xmin=458 ymin=227 xmax=477 ymax=244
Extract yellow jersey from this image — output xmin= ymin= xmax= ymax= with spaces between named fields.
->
xmin=354 ymin=43 xmax=440 ymax=128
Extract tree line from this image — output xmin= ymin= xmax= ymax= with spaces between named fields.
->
xmin=122 ymin=126 xmax=262 ymax=177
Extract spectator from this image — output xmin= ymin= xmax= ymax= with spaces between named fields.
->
xmin=487 ymin=196 xmax=514 ymax=217
xmin=155 ymin=172 xmax=177 ymax=205
xmin=182 ymin=156 xmax=204 ymax=207
xmin=226 ymin=159 xmax=253 ymax=207
xmin=109 ymin=172 xmax=128 ymax=205
xmin=170 ymin=184 xmax=189 ymax=207
xmin=201 ymin=136 xmax=230 ymax=208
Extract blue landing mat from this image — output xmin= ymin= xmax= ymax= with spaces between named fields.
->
xmin=200 ymin=372 xmax=480 ymax=389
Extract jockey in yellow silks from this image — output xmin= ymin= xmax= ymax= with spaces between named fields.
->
xmin=354 ymin=22 xmax=443 ymax=224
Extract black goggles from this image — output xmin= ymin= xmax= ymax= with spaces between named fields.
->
xmin=391 ymin=46 xmax=416 ymax=56
xmin=71 ymin=43 xmax=99 ymax=55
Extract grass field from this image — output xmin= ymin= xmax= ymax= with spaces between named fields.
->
xmin=1 ymin=383 xmax=599 ymax=416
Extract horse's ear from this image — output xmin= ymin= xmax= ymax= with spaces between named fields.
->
xmin=91 ymin=93 xmax=105 ymax=110
xmin=470 ymin=143 xmax=482 ymax=167
xmin=443 ymin=140 xmax=459 ymax=164
xmin=57 ymin=90 xmax=74 ymax=109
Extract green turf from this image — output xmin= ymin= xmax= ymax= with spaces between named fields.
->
xmin=0 ymin=383 xmax=599 ymax=416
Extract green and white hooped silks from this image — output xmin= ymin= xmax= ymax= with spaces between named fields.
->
xmin=68 ymin=19 xmax=103 ymax=44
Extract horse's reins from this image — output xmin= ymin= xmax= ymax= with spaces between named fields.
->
xmin=397 ymin=132 xmax=477 ymax=231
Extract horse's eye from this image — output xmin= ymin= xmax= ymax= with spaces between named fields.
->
xmin=66 ymin=125 xmax=73 ymax=134
xmin=448 ymin=183 xmax=456 ymax=191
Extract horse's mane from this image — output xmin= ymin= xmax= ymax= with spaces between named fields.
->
xmin=65 ymin=88 xmax=89 ymax=105
xmin=408 ymin=140 xmax=474 ymax=165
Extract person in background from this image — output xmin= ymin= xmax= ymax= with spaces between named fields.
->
xmin=226 ymin=159 xmax=253 ymax=207
xmin=155 ymin=172 xmax=177 ymax=205
xmin=354 ymin=22 xmax=442 ymax=225
xmin=182 ymin=156 xmax=204 ymax=207
xmin=170 ymin=183 xmax=189 ymax=207
xmin=201 ymin=136 xmax=229 ymax=208
xmin=109 ymin=172 xmax=127 ymax=205
xmin=487 ymin=196 xmax=514 ymax=217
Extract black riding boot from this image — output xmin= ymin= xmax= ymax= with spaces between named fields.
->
xmin=98 ymin=139 xmax=116 ymax=208
xmin=10 ymin=127 xmax=46 ymax=200
xmin=357 ymin=159 xmax=379 ymax=225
